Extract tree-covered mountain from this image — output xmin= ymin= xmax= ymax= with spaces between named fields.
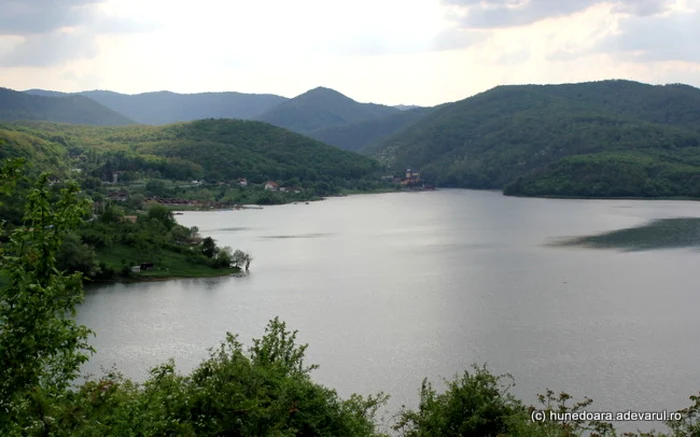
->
xmin=254 ymin=86 xmax=401 ymax=134
xmin=0 ymin=88 xmax=136 ymax=126
xmin=373 ymin=80 xmax=700 ymax=197
xmin=306 ymin=106 xmax=435 ymax=152
xmin=1 ymin=118 xmax=381 ymax=185
xmin=24 ymin=89 xmax=288 ymax=125
xmin=531 ymin=80 xmax=700 ymax=129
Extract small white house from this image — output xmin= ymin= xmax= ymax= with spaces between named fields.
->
xmin=238 ymin=178 xmax=248 ymax=187
xmin=264 ymin=181 xmax=279 ymax=191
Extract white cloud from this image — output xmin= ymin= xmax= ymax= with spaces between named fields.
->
xmin=0 ymin=0 xmax=699 ymax=106
xmin=600 ymin=4 xmax=700 ymax=63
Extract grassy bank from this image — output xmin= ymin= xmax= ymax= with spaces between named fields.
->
xmin=95 ymin=243 xmax=241 ymax=282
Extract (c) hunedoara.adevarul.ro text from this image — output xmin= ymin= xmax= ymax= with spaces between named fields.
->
xmin=530 ymin=410 xmax=683 ymax=423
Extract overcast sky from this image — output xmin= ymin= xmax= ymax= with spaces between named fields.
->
xmin=0 ymin=0 xmax=698 ymax=106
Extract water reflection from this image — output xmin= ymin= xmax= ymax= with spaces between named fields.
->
xmin=551 ymin=217 xmax=700 ymax=251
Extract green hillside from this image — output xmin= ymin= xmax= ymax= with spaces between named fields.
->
xmin=373 ymin=80 xmax=700 ymax=197
xmin=24 ymin=89 xmax=288 ymax=125
xmin=533 ymin=80 xmax=700 ymax=129
xmin=254 ymin=86 xmax=400 ymax=133
xmin=0 ymin=126 xmax=68 ymax=173
xmin=307 ymin=106 xmax=434 ymax=152
xmin=1 ymin=118 xmax=381 ymax=184
xmin=0 ymin=88 xmax=135 ymax=126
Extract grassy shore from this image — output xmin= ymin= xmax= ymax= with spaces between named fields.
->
xmin=96 ymin=243 xmax=241 ymax=282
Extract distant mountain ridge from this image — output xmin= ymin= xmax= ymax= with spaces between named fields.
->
xmin=307 ymin=106 xmax=436 ymax=152
xmin=253 ymin=87 xmax=401 ymax=134
xmin=21 ymin=85 xmax=429 ymax=151
xmin=1 ymin=87 xmax=135 ymax=126
xmin=24 ymin=89 xmax=288 ymax=125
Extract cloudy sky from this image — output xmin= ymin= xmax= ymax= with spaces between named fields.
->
xmin=0 ymin=0 xmax=698 ymax=106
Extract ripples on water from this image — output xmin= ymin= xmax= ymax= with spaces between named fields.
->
xmin=78 ymin=190 xmax=700 ymax=434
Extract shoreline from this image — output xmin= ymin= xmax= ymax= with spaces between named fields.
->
xmin=503 ymin=192 xmax=700 ymax=201
xmin=87 ymin=268 xmax=242 ymax=285
xmin=170 ymin=187 xmax=407 ymax=212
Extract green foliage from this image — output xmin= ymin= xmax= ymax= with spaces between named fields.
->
xmin=667 ymin=393 xmax=700 ymax=436
xmin=0 ymin=127 xmax=68 ymax=176
xmin=0 ymin=118 xmax=381 ymax=188
xmin=38 ymin=318 xmax=388 ymax=437
xmin=374 ymin=80 xmax=700 ymax=198
xmin=0 ymin=156 xmax=25 ymax=199
xmin=200 ymin=236 xmax=217 ymax=258
xmin=394 ymin=364 xmax=522 ymax=437
xmin=100 ymin=203 xmax=125 ymax=223
xmin=146 ymin=204 xmax=176 ymax=230
xmin=145 ymin=179 xmax=171 ymax=196
xmin=0 ymin=172 xmax=94 ymax=434
xmin=231 ymin=249 xmax=253 ymax=270
xmin=56 ymin=232 xmax=101 ymax=277
xmin=504 ymin=152 xmax=700 ymax=198
xmin=392 ymin=366 xmax=666 ymax=437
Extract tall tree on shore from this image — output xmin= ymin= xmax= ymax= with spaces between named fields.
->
xmin=0 ymin=164 xmax=94 ymax=435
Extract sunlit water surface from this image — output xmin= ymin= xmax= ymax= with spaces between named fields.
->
xmin=79 ymin=190 xmax=700 ymax=433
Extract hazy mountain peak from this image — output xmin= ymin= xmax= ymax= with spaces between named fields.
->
xmin=2 ymin=87 xmax=135 ymax=125
xmin=255 ymin=86 xmax=400 ymax=133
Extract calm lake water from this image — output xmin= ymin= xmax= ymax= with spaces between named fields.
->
xmin=79 ymin=189 xmax=700 ymax=432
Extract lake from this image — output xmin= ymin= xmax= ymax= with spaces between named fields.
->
xmin=78 ymin=189 xmax=700 ymax=433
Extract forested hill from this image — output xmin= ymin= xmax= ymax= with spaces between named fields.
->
xmin=307 ymin=106 xmax=435 ymax=152
xmin=24 ymin=89 xmax=288 ymax=125
xmin=254 ymin=86 xmax=400 ymax=134
xmin=0 ymin=87 xmax=136 ymax=126
xmin=531 ymin=80 xmax=700 ymax=129
xmin=373 ymin=80 xmax=700 ymax=198
xmin=0 ymin=118 xmax=380 ymax=184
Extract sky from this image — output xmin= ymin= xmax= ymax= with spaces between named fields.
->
xmin=0 ymin=0 xmax=698 ymax=106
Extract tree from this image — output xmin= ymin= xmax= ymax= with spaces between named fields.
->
xmin=213 ymin=246 xmax=233 ymax=268
xmin=57 ymin=232 xmax=101 ymax=277
xmin=147 ymin=204 xmax=176 ymax=230
xmin=200 ymin=236 xmax=217 ymax=258
xmin=126 ymin=192 xmax=144 ymax=210
xmin=100 ymin=203 xmax=124 ymax=223
xmin=231 ymin=249 xmax=253 ymax=270
xmin=393 ymin=365 xmax=521 ymax=437
xmin=0 ymin=169 xmax=94 ymax=434
xmin=145 ymin=179 xmax=169 ymax=197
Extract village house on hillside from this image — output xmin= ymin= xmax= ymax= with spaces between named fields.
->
xmin=107 ymin=191 xmax=129 ymax=202
xmin=401 ymin=168 xmax=421 ymax=186
xmin=238 ymin=178 xmax=248 ymax=187
xmin=264 ymin=181 xmax=279 ymax=191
